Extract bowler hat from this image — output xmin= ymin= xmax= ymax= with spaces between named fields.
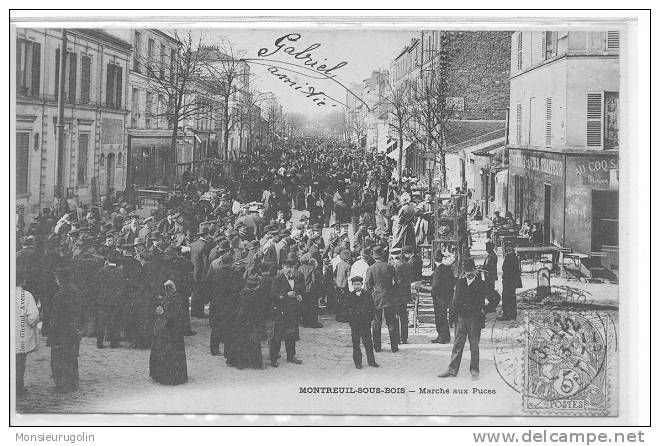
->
xmin=372 ymin=246 xmax=386 ymax=260
xmin=350 ymin=276 xmax=364 ymax=284
xmin=463 ymin=258 xmax=476 ymax=272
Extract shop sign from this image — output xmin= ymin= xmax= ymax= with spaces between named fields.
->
xmin=575 ymin=157 xmax=618 ymax=187
xmin=509 ymin=151 xmax=563 ymax=177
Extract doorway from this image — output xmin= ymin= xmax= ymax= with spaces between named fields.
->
xmin=106 ymin=152 xmax=116 ymax=195
xmin=543 ymin=184 xmax=551 ymax=244
xmin=592 ymin=190 xmax=618 ymax=251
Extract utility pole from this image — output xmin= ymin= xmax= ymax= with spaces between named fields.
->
xmin=55 ymin=29 xmax=67 ymax=202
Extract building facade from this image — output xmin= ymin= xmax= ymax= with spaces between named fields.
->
xmin=15 ymin=28 xmax=131 ymax=223
xmin=506 ymin=30 xmax=620 ymax=261
xmin=387 ymin=31 xmax=511 ymax=188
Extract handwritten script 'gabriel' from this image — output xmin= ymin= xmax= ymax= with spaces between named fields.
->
xmin=257 ymin=33 xmax=348 ymax=78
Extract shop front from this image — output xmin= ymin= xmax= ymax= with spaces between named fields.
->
xmin=507 ymin=148 xmax=619 ymax=257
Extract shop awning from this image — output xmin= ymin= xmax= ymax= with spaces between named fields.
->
xmin=387 ymin=140 xmax=413 ymax=160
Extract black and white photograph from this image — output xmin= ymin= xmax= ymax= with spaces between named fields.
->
xmin=8 ymin=9 xmax=651 ymax=430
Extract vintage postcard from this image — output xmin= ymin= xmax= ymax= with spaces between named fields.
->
xmin=10 ymin=11 xmax=637 ymax=425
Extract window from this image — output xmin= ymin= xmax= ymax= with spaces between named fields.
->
xmin=54 ymin=49 xmax=76 ymax=103
xmin=604 ymin=91 xmax=619 ymax=149
xmin=133 ymin=31 xmax=141 ymax=72
xmin=606 ymin=31 xmax=620 ymax=50
xmin=586 ymin=92 xmax=604 ymax=148
xmin=545 ymin=97 xmax=552 ymax=146
xmin=80 ymin=55 xmax=91 ymax=104
xmin=105 ymin=63 xmax=123 ymax=109
xmin=77 ymin=133 xmax=89 ymax=184
xmin=542 ymin=31 xmax=557 ymax=60
xmin=517 ymin=32 xmax=523 ymax=71
xmin=170 ymin=48 xmax=176 ymax=82
xmin=16 ymin=132 xmax=30 ymax=195
xmin=146 ymin=92 xmax=154 ymax=128
xmin=515 ymin=103 xmax=522 ymax=145
xmin=131 ymin=88 xmax=139 ymax=126
xmin=147 ymin=38 xmax=155 ymax=74
xmin=160 ymin=43 xmax=166 ymax=79
xmin=16 ymin=39 xmax=41 ymax=98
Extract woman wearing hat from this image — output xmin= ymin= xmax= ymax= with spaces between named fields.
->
xmin=149 ymin=280 xmax=188 ymax=385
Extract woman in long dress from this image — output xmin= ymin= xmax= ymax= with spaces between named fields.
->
xmin=149 ymin=280 xmax=188 ymax=385
xmin=391 ymin=192 xmax=417 ymax=250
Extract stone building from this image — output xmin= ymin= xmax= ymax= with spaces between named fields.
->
xmin=386 ymin=31 xmax=510 ymax=188
xmin=506 ymin=30 xmax=620 ymax=265
xmin=15 ymin=28 xmax=131 ymax=224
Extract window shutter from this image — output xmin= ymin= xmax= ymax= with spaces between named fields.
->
xmin=67 ymin=52 xmax=77 ymax=103
xmin=77 ymin=133 xmax=89 ymax=184
xmin=516 ymin=103 xmax=522 ymax=145
xmin=586 ymin=92 xmax=604 ymax=148
xmin=545 ymin=97 xmax=552 ymax=146
xmin=607 ymin=31 xmax=620 ymax=50
xmin=115 ymin=65 xmax=123 ymax=109
xmin=541 ymin=32 xmax=546 ymax=60
xmin=80 ymin=55 xmax=91 ymax=104
xmin=31 ymin=42 xmax=41 ymax=97
xmin=517 ymin=33 xmax=523 ymax=70
xmin=16 ymin=132 xmax=30 ymax=194
xmin=106 ymin=63 xmax=114 ymax=107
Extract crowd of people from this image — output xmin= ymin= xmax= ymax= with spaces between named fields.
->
xmin=15 ymin=135 xmax=522 ymax=396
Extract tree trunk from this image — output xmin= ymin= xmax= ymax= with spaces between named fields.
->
xmin=170 ymin=111 xmax=179 ymax=186
xmin=223 ymin=97 xmax=230 ymax=160
xmin=397 ymin=127 xmax=404 ymax=181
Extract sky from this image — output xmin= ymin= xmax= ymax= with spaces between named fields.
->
xmin=187 ymin=28 xmax=419 ymax=117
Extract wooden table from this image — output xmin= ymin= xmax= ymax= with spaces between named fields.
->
xmin=515 ymin=246 xmax=560 ymax=273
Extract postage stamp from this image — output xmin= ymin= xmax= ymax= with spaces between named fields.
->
xmin=522 ymin=311 xmax=618 ymax=416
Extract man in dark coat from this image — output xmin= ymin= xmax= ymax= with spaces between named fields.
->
xmin=438 ymin=258 xmax=498 ymax=380
xmin=94 ymin=252 xmax=126 ymax=349
xmin=392 ymin=247 xmax=413 ymax=344
xmin=189 ymin=226 xmax=212 ymax=318
xmin=205 ymin=252 xmax=242 ymax=357
xmin=269 ymin=253 xmax=304 ymax=367
xmin=364 ymin=246 xmax=400 ymax=353
xmin=482 ymin=241 xmax=499 ymax=294
xmin=430 ymin=249 xmax=455 ymax=344
xmin=500 ymin=246 xmax=522 ymax=321
xmin=347 ymin=276 xmax=378 ymax=369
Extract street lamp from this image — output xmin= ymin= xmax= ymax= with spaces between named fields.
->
xmin=424 ymin=151 xmax=436 ymax=193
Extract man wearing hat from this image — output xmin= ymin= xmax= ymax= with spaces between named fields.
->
xmin=148 ymin=231 xmax=166 ymax=260
xmin=275 ymin=229 xmax=292 ymax=266
xmin=270 ymin=252 xmax=304 ymax=367
xmin=138 ymin=216 xmax=155 ymax=241
xmin=93 ymin=252 xmax=126 ymax=349
xmin=189 ymin=225 xmax=212 ymax=318
xmin=347 ymin=276 xmax=379 ymax=369
xmin=364 ymin=246 xmax=401 ymax=353
xmin=391 ymin=246 xmax=413 ymax=344
xmin=348 ymin=247 xmax=374 ymax=293
xmin=158 ymin=210 xmax=177 ymax=235
xmin=430 ymin=249 xmax=455 ymax=344
xmin=260 ymin=225 xmax=279 ymax=266
xmin=438 ymin=258 xmax=497 ymax=380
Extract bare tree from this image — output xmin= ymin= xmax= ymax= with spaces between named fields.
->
xmin=197 ymin=41 xmax=250 ymax=160
xmin=347 ymin=109 xmax=366 ymax=148
xmin=380 ymin=76 xmax=413 ymax=180
xmin=140 ymin=31 xmax=210 ymax=183
xmin=405 ymin=33 xmax=453 ymax=189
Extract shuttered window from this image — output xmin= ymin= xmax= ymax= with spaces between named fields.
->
xmin=516 ymin=103 xmax=522 ymax=145
xmin=517 ymin=33 xmax=523 ymax=71
xmin=80 ymin=55 xmax=91 ymax=104
xmin=542 ymin=31 xmax=557 ymax=60
xmin=586 ymin=92 xmax=604 ymax=148
xmin=545 ymin=97 xmax=552 ymax=146
xmin=77 ymin=133 xmax=89 ymax=184
xmin=606 ymin=31 xmax=620 ymax=50
xmin=16 ymin=39 xmax=41 ymax=98
xmin=105 ymin=63 xmax=123 ymax=109
xmin=67 ymin=52 xmax=77 ymax=103
xmin=16 ymin=132 xmax=30 ymax=195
